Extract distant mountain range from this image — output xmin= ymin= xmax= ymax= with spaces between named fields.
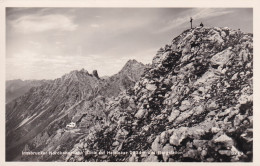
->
xmin=6 ymin=79 xmax=50 ymax=103
xmin=6 ymin=59 xmax=146 ymax=161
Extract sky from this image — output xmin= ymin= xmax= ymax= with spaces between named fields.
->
xmin=6 ymin=8 xmax=253 ymax=80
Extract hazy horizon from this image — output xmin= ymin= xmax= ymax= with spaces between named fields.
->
xmin=6 ymin=8 xmax=253 ymax=80
xmin=5 ymin=58 xmax=141 ymax=81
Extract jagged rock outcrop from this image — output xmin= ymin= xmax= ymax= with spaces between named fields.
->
xmin=6 ymin=60 xmax=145 ymax=161
xmin=66 ymin=27 xmax=253 ymax=162
xmin=92 ymin=70 xmax=99 ymax=79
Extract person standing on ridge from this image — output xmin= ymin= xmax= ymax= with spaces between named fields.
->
xmin=200 ymin=22 xmax=204 ymax=27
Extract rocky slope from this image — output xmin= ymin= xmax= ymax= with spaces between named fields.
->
xmin=6 ymin=79 xmax=49 ymax=103
xmin=6 ymin=60 xmax=145 ymax=161
xmin=65 ymin=27 xmax=253 ymax=162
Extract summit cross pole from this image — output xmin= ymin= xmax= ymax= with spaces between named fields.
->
xmin=190 ymin=17 xmax=193 ymax=29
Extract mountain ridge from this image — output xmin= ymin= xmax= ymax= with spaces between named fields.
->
xmin=65 ymin=26 xmax=253 ymax=162
xmin=6 ymin=59 xmax=146 ymax=161
xmin=6 ymin=79 xmax=50 ymax=103
xmin=6 ymin=26 xmax=253 ymax=162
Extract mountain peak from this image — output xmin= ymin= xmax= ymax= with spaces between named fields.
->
xmin=121 ymin=59 xmax=144 ymax=72
xmin=153 ymin=26 xmax=252 ymax=66
xmin=125 ymin=59 xmax=142 ymax=65
xmin=60 ymin=69 xmax=92 ymax=83
xmin=126 ymin=59 xmax=138 ymax=64
xmin=80 ymin=68 xmax=89 ymax=74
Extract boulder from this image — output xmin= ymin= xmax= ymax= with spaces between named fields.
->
xmin=168 ymin=109 xmax=180 ymax=122
xmin=214 ymin=134 xmax=234 ymax=147
xmin=211 ymin=127 xmax=221 ymax=134
xmin=207 ymin=100 xmax=218 ymax=110
xmin=116 ymin=128 xmax=129 ymax=140
xmin=174 ymin=111 xmax=193 ymax=124
xmin=162 ymin=144 xmax=174 ymax=161
xmin=144 ymin=154 xmax=158 ymax=162
xmin=146 ymin=83 xmax=157 ymax=91
xmin=188 ymin=128 xmax=206 ymax=139
xmin=230 ymin=146 xmax=244 ymax=161
xmin=151 ymin=137 xmax=163 ymax=152
xmin=201 ymin=149 xmax=207 ymax=157
xmin=193 ymin=140 xmax=208 ymax=148
xmin=183 ymin=150 xmax=199 ymax=160
xmin=211 ymin=48 xmax=233 ymax=66
xmin=129 ymin=155 xmax=138 ymax=162
xmin=135 ymin=109 xmax=146 ymax=119
xmin=218 ymin=150 xmax=231 ymax=156
xmin=169 ymin=127 xmax=188 ymax=146
xmin=112 ymin=141 xmax=120 ymax=147
xmin=193 ymin=105 xmax=205 ymax=115
xmin=179 ymin=100 xmax=192 ymax=111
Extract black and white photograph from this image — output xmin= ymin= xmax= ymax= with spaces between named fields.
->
xmin=3 ymin=5 xmax=255 ymax=163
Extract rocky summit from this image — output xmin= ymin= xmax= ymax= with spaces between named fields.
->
xmin=66 ymin=27 xmax=253 ymax=162
xmin=6 ymin=26 xmax=253 ymax=162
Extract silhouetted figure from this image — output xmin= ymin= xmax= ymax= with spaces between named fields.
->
xmin=200 ymin=22 xmax=204 ymax=27
xmin=190 ymin=17 xmax=193 ymax=29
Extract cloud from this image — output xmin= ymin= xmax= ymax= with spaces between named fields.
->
xmin=90 ymin=24 xmax=100 ymax=28
xmin=28 ymin=41 xmax=42 ymax=48
xmin=123 ymin=47 xmax=158 ymax=64
xmin=6 ymin=8 xmax=251 ymax=80
xmin=10 ymin=14 xmax=78 ymax=33
xmin=6 ymin=48 xmax=111 ymax=80
xmin=193 ymin=8 xmax=234 ymax=20
xmin=157 ymin=8 xmax=234 ymax=33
